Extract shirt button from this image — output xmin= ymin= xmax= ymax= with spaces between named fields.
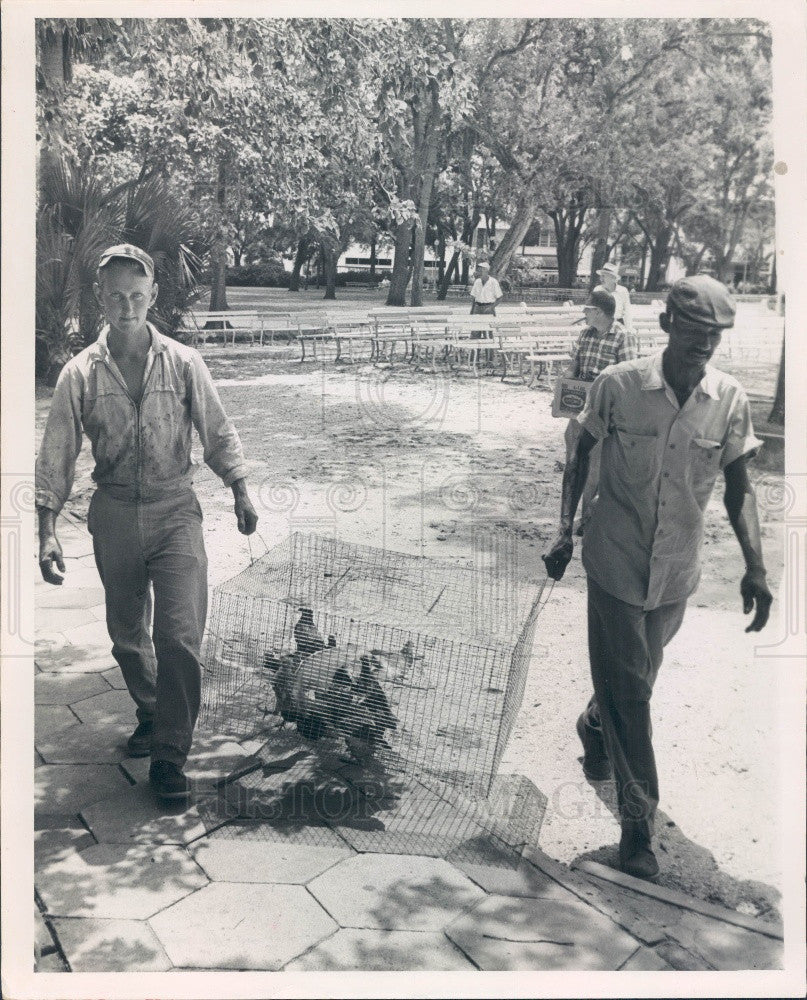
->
xmin=663 ymin=472 xmax=669 ymax=478
xmin=669 ymin=443 xmax=676 ymax=449
xmin=660 ymin=502 xmax=666 ymax=507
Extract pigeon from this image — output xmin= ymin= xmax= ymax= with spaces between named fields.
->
xmin=294 ymin=608 xmax=325 ymax=655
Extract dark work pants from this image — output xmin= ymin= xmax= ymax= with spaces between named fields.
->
xmin=585 ymin=576 xmax=687 ymax=845
xmin=88 ymin=488 xmax=208 ymax=767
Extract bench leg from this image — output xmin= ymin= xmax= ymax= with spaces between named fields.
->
xmin=300 ymin=339 xmax=307 ymax=363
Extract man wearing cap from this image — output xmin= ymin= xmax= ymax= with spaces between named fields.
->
xmin=595 ymin=262 xmax=633 ymax=337
xmin=36 ymin=244 xmax=259 ymax=802
xmin=544 ymin=274 xmax=772 ymax=880
xmin=468 ymin=260 xmax=503 ymax=316
xmin=564 ymin=288 xmax=635 ymax=535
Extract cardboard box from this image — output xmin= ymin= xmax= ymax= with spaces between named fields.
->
xmin=551 ymin=377 xmax=590 ymax=418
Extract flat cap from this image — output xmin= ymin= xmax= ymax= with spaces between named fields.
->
xmin=98 ymin=244 xmax=154 ymax=280
xmin=585 ymin=288 xmax=616 ymax=318
xmin=667 ymin=274 xmax=736 ymax=329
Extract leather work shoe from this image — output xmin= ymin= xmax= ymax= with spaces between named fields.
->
xmin=149 ymin=760 xmax=191 ymax=801
xmin=576 ymin=712 xmax=612 ymax=781
xmin=619 ymin=827 xmax=660 ymax=881
xmin=619 ymin=843 xmax=660 ymax=881
xmin=126 ymin=720 xmax=153 ymax=758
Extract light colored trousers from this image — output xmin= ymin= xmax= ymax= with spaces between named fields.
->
xmin=584 ymin=576 xmax=687 ymax=844
xmin=564 ymin=418 xmax=601 ymax=525
xmin=88 ymin=488 xmax=208 ymax=767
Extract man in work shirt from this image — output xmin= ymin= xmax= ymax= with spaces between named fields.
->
xmin=544 ymin=274 xmax=772 ymax=880
xmin=36 ymin=244 xmax=258 ymax=802
xmin=564 ymin=288 xmax=635 ymax=535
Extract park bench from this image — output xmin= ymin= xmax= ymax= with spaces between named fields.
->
xmin=179 ymin=310 xmax=267 ymax=347
xmin=296 ymin=311 xmax=331 ymax=361
xmin=523 ymin=328 xmax=578 ymax=387
xmin=344 ymin=281 xmax=379 ymax=291
xmin=329 ymin=314 xmax=374 ymax=362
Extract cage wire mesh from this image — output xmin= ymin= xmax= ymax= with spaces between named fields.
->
xmin=200 ymin=532 xmax=546 ymax=835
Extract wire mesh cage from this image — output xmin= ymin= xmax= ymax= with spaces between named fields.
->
xmin=200 ymin=532 xmax=545 ymax=801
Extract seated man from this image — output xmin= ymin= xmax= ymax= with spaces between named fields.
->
xmin=36 ymin=244 xmax=258 ymax=801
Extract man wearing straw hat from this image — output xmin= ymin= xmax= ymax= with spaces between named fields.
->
xmin=36 ymin=244 xmax=258 ymax=802
xmin=543 ymin=274 xmax=772 ymax=881
xmin=595 ymin=261 xmax=633 ymax=333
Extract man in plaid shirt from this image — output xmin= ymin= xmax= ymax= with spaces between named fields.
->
xmin=564 ymin=289 xmax=635 ymax=533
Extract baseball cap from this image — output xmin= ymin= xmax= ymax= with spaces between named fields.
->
xmin=98 ymin=244 xmax=155 ymax=280
xmin=477 ymin=260 xmax=491 ymax=270
xmin=667 ymin=274 xmax=736 ymax=329
xmin=596 ymin=262 xmax=620 ymax=278
xmin=584 ymin=289 xmax=616 ymax=318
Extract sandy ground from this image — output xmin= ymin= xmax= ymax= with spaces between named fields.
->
xmin=35 ymin=335 xmax=786 ymax=922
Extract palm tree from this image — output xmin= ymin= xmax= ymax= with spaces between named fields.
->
xmin=36 ymin=159 xmax=206 ymax=380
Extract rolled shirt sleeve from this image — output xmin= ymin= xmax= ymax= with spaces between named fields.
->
xmin=721 ymin=386 xmax=763 ymax=468
xmin=186 ymin=351 xmax=248 ymax=486
xmin=35 ymin=365 xmax=85 ymax=513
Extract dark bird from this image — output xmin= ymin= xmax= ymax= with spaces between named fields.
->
xmin=294 ymin=608 xmax=325 ymax=655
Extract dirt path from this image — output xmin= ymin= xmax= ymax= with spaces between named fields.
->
xmin=36 ymin=349 xmax=786 ymax=921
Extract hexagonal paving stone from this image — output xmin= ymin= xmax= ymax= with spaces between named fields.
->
xmin=37 ymin=843 xmax=207 ymax=919
xmin=36 ymin=764 xmax=132 ymax=817
xmin=307 ymin=854 xmax=485 ymax=931
xmin=191 ymin=839 xmax=352 ymax=884
xmin=37 ymin=721 xmax=132 ymax=763
xmin=70 ymin=689 xmax=136 ymax=727
xmin=36 ymin=586 xmax=106 ymax=610
xmin=100 ymin=667 xmax=127 ymax=690
xmin=35 ymin=672 xmax=111 ymax=705
xmin=35 ymin=640 xmax=115 ymax=675
xmin=81 ymin=783 xmax=208 ymax=845
xmin=37 ymin=606 xmax=97 ymax=636
xmin=149 ymin=882 xmax=336 ymax=970
xmin=444 ymin=893 xmax=641 ymax=970
xmin=447 ymin=836 xmax=568 ymax=899
xmin=35 ymin=822 xmax=96 ymax=870
xmin=620 ymin=945 xmax=674 ymax=971
xmin=284 ymin=928 xmax=476 ymax=971
xmin=50 ymin=917 xmax=173 ymax=971
xmin=35 ymin=704 xmax=80 ymax=738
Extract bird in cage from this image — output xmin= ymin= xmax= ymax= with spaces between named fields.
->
xmin=294 ymin=607 xmax=325 ymax=655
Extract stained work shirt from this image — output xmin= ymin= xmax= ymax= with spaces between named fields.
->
xmin=470 ymin=277 xmax=502 ymax=304
xmin=36 ymin=324 xmax=247 ymax=513
xmin=578 ymin=353 xmax=761 ymax=611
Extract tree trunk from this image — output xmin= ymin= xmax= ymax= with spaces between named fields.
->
xmin=387 ymin=220 xmax=412 ymax=306
xmin=768 ymin=335 xmax=785 ymax=425
xmin=589 ymin=206 xmax=612 ymax=289
xmin=436 ymin=227 xmax=445 ymax=284
xmin=768 ymin=255 xmax=777 ymax=295
xmin=369 ymin=234 xmax=377 ymax=279
xmin=490 ymin=191 xmax=537 ymax=279
xmin=209 ymin=160 xmax=230 ymax=311
xmin=322 ymin=243 xmax=338 ymax=300
xmin=645 ymin=228 xmax=673 ymax=291
xmin=289 ymin=238 xmax=309 ymax=292
xmin=209 ymin=246 xmax=229 ymax=311
xmin=437 ymin=249 xmax=460 ymax=300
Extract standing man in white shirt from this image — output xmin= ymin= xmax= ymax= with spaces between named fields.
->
xmin=595 ymin=262 xmax=633 ymax=335
xmin=469 ymin=260 xmax=503 ymax=316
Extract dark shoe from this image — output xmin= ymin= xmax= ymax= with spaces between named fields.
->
xmin=576 ymin=712 xmax=612 ymax=781
xmin=126 ymin=720 xmax=153 ymax=758
xmin=149 ymin=760 xmax=191 ymax=800
xmin=619 ymin=843 xmax=660 ymax=880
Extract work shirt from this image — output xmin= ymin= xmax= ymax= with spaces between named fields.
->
xmin=578 ymin=352 xmax=761 ymax=611
xmin=470 ymin=276 xmax=503 ymax=304
xmin=570 ymin=321 xmax=634 ymax=382
xmin=594 ymin=282 xmax=633 ymax=330
xmin=36 ymin=324 xmax=247 ymax=513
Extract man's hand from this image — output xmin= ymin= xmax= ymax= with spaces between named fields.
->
xmin=740 ymin=568 xmax=772 ymax=632
xmin=543 ymin=529 xmax=574 ymax=581
xmin=231 ymin=479 xmax=258 ymax=536
xmin=39 ymin=533 xmax=66 ymax=585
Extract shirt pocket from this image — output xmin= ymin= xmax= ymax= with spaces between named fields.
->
xmin=689 ymin=437 xmax=723 ymax=503
xmin=615 ymin=429 xmax=658 ymax=488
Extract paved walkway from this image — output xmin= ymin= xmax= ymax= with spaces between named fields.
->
xmin=34 ymin=514 xmax=783 ymax=973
